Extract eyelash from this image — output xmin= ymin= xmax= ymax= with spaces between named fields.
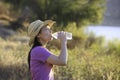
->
xmin=45 ymin=29 xmax=51 ymax=32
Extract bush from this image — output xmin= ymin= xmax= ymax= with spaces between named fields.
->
xmin=0 ymin=24 xmax=120 ymax=80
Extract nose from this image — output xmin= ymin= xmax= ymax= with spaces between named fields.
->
xmin=49 ymin=30 xmax=52 ymax=36
xmin=50 ymin=30 xmax=52 ymax=33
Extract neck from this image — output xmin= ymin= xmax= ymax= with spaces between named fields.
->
xmin=39 ymin=39 xmax=48 ymax=47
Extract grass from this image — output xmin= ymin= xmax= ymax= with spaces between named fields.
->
xmin=0 ymin=24 xmax=120 ymax=80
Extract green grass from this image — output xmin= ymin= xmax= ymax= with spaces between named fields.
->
xmin=0 ymin=25 xmax=120 ymax=80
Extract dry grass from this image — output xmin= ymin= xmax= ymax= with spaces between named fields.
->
xmin=0 ymin=25 xmax=120 ymax=80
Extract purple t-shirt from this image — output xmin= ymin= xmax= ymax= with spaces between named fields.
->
xmin=30 ymin=46 xmax=54 ymax=80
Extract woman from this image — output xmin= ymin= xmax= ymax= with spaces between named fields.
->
xmin=27 ymin=20 xmax=68 ymax=80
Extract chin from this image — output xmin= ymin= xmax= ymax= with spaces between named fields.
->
xmin=47 ymin=37 xmax=53 ymax=41
xmin=50 ymin=37 xmax=53 ymax=41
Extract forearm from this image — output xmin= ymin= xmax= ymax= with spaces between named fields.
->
xmin=59 ymin=41 xmax=68 ymax=65
xmin=46 ymin=31 xmax=68 ymax=66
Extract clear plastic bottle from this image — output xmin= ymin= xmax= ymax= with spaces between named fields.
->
xmin=52 ymin=32 xmax=72 ymax=40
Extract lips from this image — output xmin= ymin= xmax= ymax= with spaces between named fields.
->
xmin=48 ymin=35 xmax=52 ymax=38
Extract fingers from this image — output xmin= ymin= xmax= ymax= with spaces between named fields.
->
xmin=58 ymin=31 xmax=66 ymax=37
xmin=57 ymin=31 xmax=66 ymax=40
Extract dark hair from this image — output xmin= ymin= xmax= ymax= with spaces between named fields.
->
xmin=28 ymin=36 xmax=42 ymax=70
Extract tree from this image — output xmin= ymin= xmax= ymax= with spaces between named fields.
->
xmin=2 ymin=0 xmax=106 ymax=27
xmin=48 ymin=0 xmax=106 ymax=27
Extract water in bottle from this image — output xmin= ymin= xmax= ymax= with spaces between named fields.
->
xmin=52 ymin=32 xmax=72 ymax=40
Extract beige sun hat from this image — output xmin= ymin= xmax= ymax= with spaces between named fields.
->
xmin=28 ymin=19 xmax=55 ymax=46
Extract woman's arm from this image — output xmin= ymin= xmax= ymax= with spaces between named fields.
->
xmin=47 ymin=31 xmax=68 ymax=66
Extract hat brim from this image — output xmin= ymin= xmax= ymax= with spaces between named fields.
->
xmin=43 ymin=20 xmax=56 ymax=27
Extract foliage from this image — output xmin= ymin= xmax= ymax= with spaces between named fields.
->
xmin=1 ymin=0 xmax=106 ymax=27
xmin=0 ymin=25 xmax=120 ymax=80
xmin=0 ymin=1 xmax=120 ymax=80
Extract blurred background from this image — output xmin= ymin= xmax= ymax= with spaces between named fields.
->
xmin=0 ymin=0 xmax=120 ymax=80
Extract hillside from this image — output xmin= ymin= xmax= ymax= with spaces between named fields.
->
xmin=102 ymin=0 xmax=120 ymax=26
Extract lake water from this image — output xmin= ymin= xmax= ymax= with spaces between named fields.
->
xmin=85 ymin=26 xmax=120 ymax=41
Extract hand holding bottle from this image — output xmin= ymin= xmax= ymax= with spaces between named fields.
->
xmin=57 ymin=31 xmax=67 ymax=42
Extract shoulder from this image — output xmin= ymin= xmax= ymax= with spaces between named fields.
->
xmin=31 ymin=46 xmax=44 ymax=53
xmin=31 ymin=46 xmax=52 ymax=59
xmin=31 ymin=46 xmax=50 ymax=54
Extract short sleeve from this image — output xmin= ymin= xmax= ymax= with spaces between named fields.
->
xmin=31 ymin=46 xmax=52 ymax=63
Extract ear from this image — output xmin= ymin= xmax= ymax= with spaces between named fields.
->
xmin=37 ymin=33 xmax=42 ymax=38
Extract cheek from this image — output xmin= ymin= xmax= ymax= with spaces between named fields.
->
xmin=43 ymin=32 xmax=49 ymax=37
xmin=41 ymin=31 xmax=51 ymax=40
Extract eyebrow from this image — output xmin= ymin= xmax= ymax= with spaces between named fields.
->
xmin=41 ymin=27 xmax=51 ymax=31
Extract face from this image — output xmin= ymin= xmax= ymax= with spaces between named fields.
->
xmin=37 ymin=25 xmax=53 ymax=42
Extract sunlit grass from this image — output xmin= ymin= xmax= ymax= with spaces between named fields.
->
xmin=0 ymin=25 xmax=120 ymax=80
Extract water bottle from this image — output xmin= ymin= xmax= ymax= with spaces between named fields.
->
xmin=52 ymin=32 xmax=72 ymax=40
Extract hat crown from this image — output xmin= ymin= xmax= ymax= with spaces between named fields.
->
xmin=28 ymin=20 xmax=43 ymax=37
